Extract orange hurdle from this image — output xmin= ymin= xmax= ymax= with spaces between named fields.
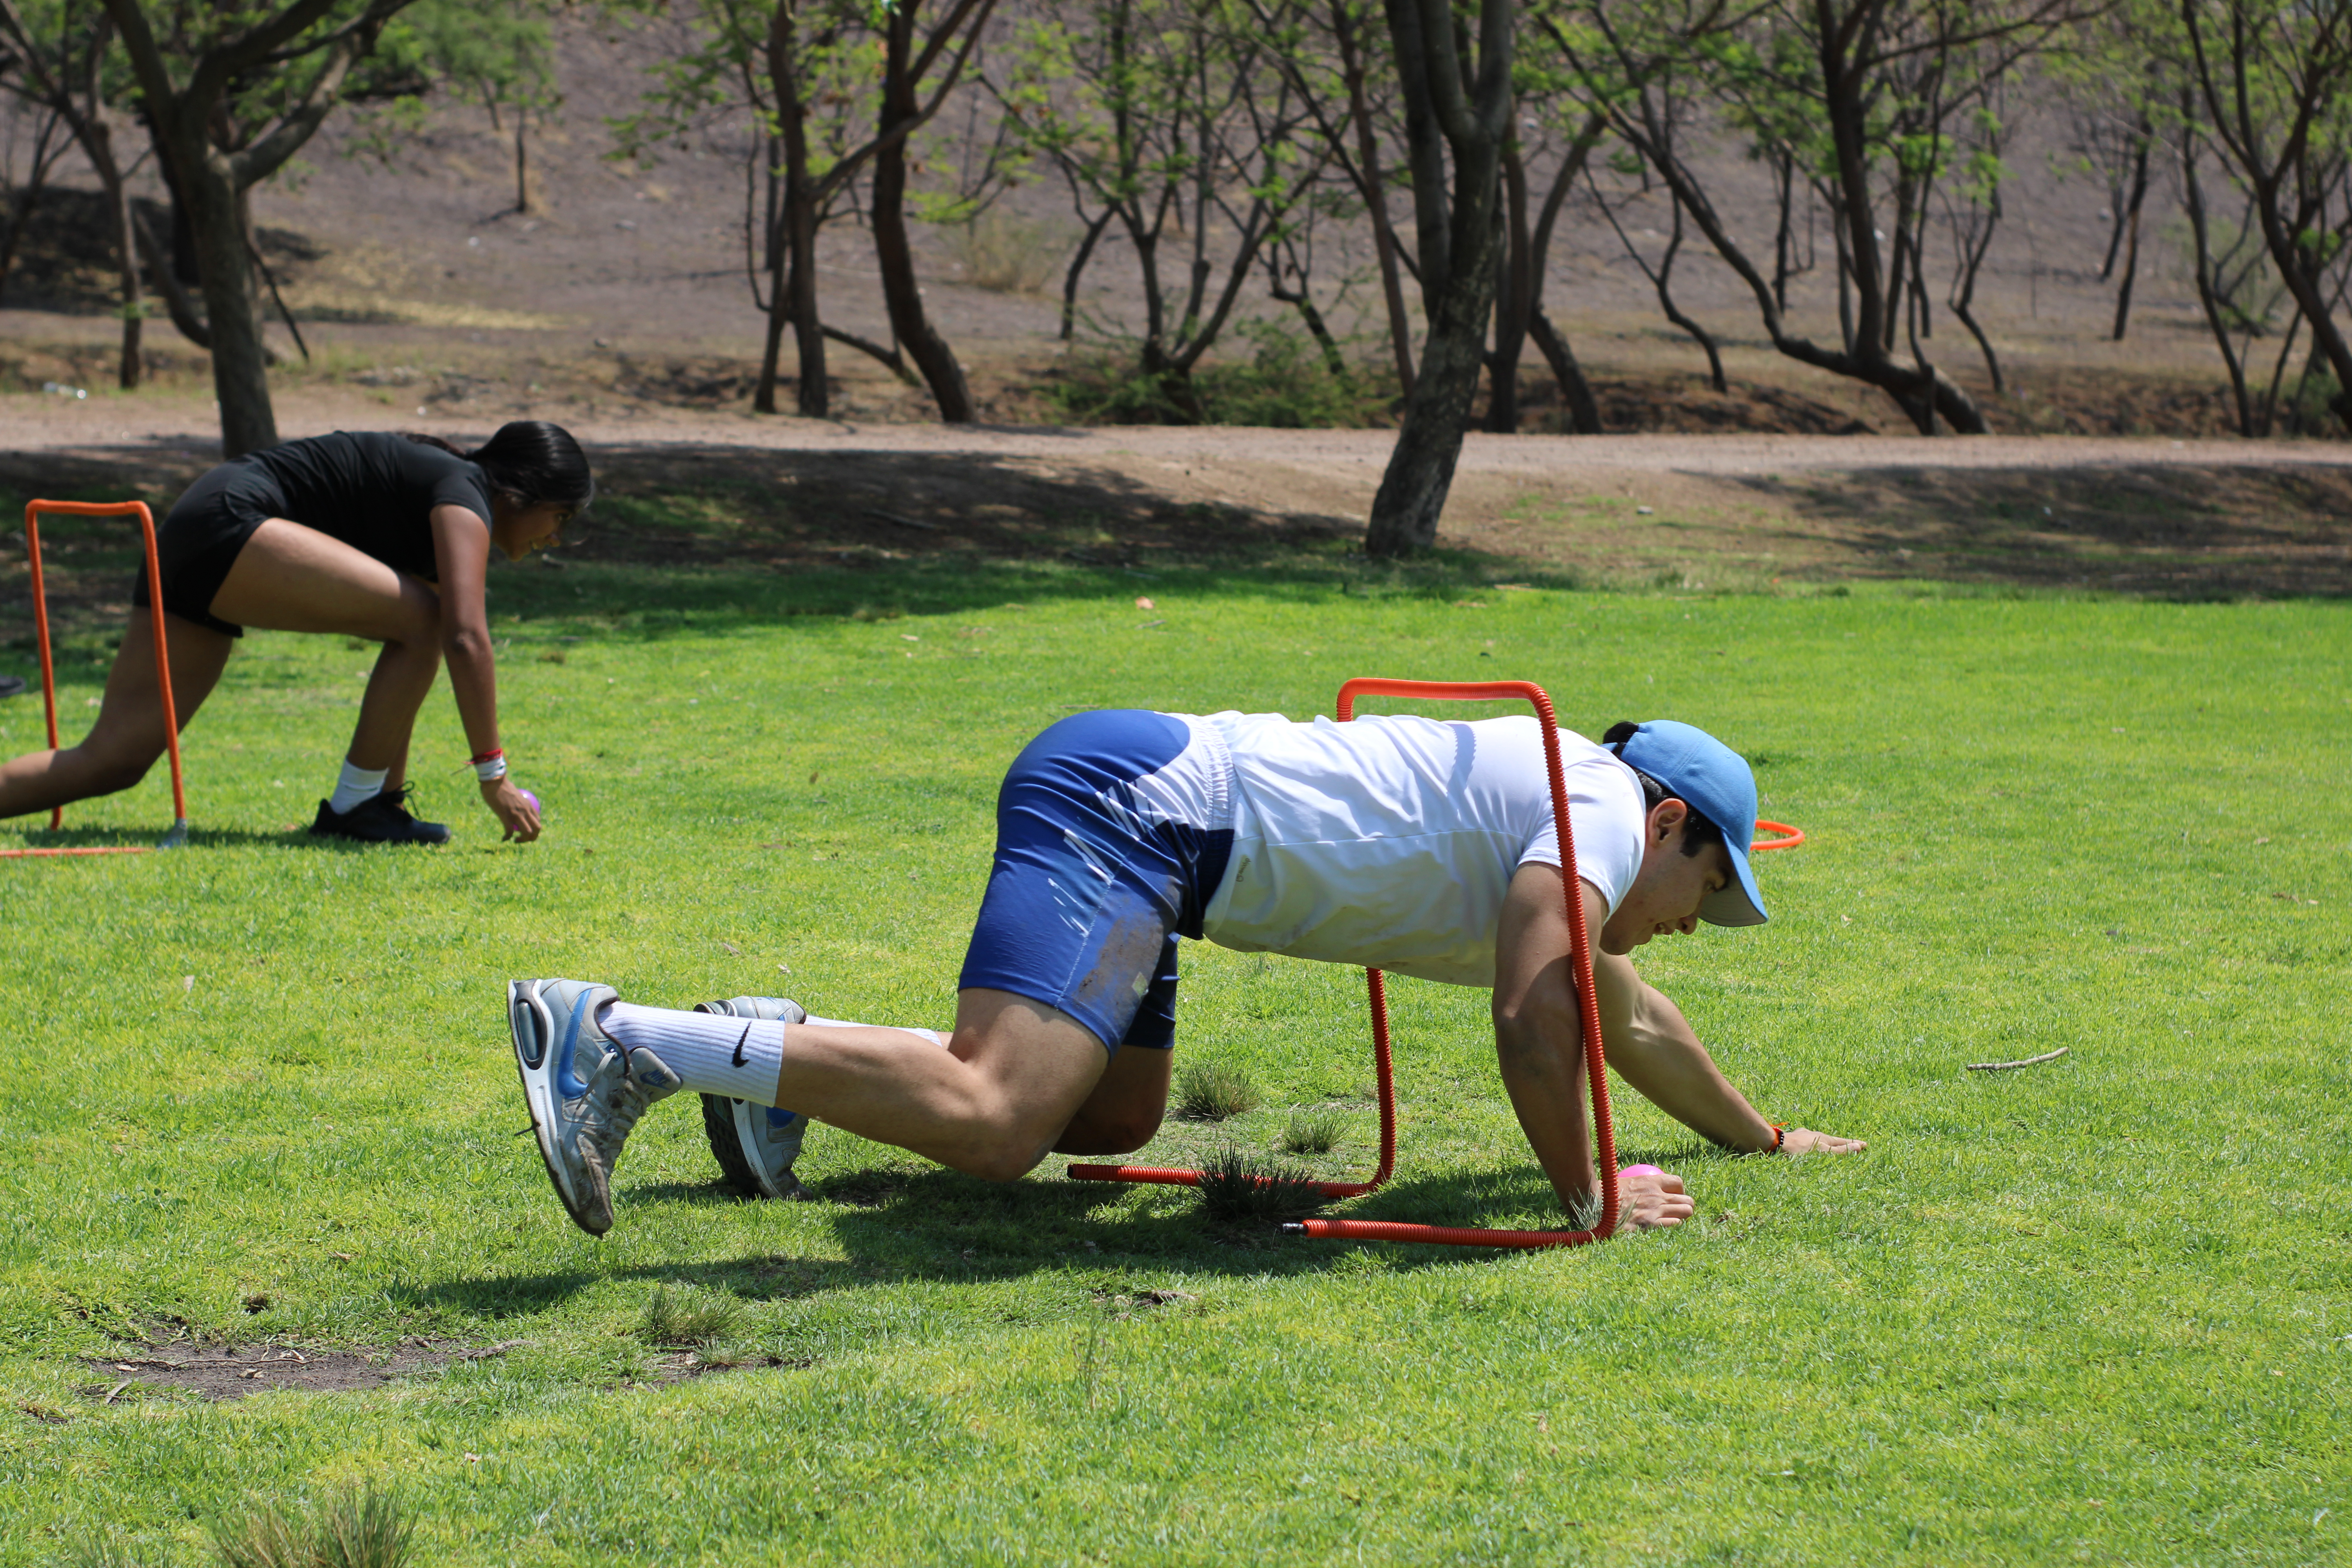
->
xmin=1070 ymin=679 xmax=1806 ymax=1249
xmin=1 ymin=500 xmax=189 ymax=858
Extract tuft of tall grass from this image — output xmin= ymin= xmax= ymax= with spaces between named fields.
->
xmin=211 ymin=1485 xmax=414 ymax=1568
xmin=1195 ymin=1146 xmax=1327 ymax=1223
xmin=637 ymin=1284 xmax=744 ymax=1348
xmin=1174 ymin=1060 xmax=1259 ymax=1121
xmin=1281 ymin=1106 xmax=1347 ymax=1154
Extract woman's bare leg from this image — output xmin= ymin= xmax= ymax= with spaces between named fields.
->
xmin=209 ymin=517 xmax=443 ymax=781
xmin=0 ymin=612 xmax=231 ymax=819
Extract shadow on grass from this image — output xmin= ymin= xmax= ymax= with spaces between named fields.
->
xmin=0 ymin=822 xmax=440 ymax=853
xmin=0 ymin=438 xmax=1523 ymax=671
xmin=1730 ymin=461 xmax=2352 ymax=599
xmin=9 ymin=438 xmax=2350 ymax=682
xmin=402 ymin=1147 xmax=1769 ymax=1323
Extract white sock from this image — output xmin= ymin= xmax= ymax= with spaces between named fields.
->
xmin=602 ymin=1002 xmax=784 ymax=1101
xmin=328 ymin=759 xmax=388 ymax=815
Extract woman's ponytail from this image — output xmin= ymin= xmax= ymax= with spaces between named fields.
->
xmin=405 ymin=422 xmax=593 ymax=513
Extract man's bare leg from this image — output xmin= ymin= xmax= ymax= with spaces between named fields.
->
xmin=771 ymin=989 xmax=1111 ymax=1181
xmin=1054 ymin=1046 xmax=1172 ymax=1155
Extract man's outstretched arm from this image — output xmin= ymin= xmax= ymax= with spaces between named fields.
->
xmin=1594 ymin=951 xmax=1867 ymax=1156
xmin=1492 ymin=863 xmax=1694 ymax=1228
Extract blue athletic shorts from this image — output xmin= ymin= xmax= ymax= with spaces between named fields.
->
xmin=958 ymin=709 xmax=1234 ymax=1052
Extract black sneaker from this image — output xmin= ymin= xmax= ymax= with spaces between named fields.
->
xmin=309 ymin=783 xmax=451 ymax=845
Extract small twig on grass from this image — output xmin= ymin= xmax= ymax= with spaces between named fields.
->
xmin=1966 ymin=1048 xmax=2069 ymax=1072
xmin=864 ymin=509 xmax=940 ymax=532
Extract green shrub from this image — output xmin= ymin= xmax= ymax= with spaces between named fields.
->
xmin=1195 ymin=1145 xmax=1327 ymax=1223
xmin=1174 ymin=1060 xmax=1259 ymax=1121
xmin=211 ymin=1486 xmax=413 ymax=1568
xmin=637 ymin=1285 xmax=744 ymax=1348
xmin=1042 ymin=318 xmax=1396 ymax=429
xmin=1281 ymin=1106 xmax=1347 ymax=1154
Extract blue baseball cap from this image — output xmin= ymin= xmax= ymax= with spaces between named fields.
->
xmin=1611 ymin=720 xmax=1767 ymax=927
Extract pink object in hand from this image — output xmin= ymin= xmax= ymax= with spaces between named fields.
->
xmin=519 ymin=789 xmax=540 ymax=813
xmin=1619 ymin=1163 xmax=1665 ymax=1179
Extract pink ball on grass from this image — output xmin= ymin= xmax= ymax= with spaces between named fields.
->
xmin=1619 ymin=1163 xmax=1666 ymax=1179
xmin=519 ymin=788 xmax=541 ymax=813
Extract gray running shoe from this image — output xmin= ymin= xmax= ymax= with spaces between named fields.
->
xmin=508 ymin=978 xmax=683 ymax=1235
xmin=693 ymin=995 xmax=813 ymax=1201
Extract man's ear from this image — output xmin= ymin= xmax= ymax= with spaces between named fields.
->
xmin=1648 ymin=797 xmax=1690 ymax=843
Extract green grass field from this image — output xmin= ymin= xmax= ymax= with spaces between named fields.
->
xmin=1 ymin=524 xmax=2347 ymax=1564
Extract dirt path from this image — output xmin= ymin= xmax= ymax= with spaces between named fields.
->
xmin=11 ymin=390 xmax=2352 ymax=474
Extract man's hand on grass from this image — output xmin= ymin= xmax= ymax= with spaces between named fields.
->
xmin=1781 ymin=1127 xmax=1867 ymax=1154
xmin=1617 ymin=1169 xmax=1696 ymax=1230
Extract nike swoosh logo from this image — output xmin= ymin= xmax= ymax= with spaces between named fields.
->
xmin=731 ymin=1021 xmax=754 ymax=1068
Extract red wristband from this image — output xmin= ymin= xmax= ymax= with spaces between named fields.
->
xmin=1768 ymin=1123 xmax=1787 ymax=1152
xmin=471 ymin=747 xmax=505 ymax=765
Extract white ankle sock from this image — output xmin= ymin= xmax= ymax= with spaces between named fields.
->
xmin=602 ymin=1002 xmax=784 ymax=1101
xmin=328 ymin=759 xmax=388 ymax=815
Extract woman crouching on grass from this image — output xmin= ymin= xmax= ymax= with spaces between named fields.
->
xmin=0 ymin=422 xmax=590 ymax=845
xmin=506 ymin=708 xmax=1866 ymax=1237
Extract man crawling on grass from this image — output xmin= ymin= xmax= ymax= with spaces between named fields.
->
xmin=506 ymin=708 xmax=1865 ymax=1238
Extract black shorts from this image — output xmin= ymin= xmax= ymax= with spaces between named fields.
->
xmin=131 ymin=460 xmax=290 ymax=638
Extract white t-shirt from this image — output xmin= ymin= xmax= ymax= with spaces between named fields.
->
xmin=1195 ymin=712 xmax=1646 ymax=987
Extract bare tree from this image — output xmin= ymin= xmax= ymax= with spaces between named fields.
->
xmin=0 ymin=0 xmax=150 ymax=386
xmin=1938 ymin=85 xmax=2011 ymax=391
xmin=103 ymin=0 xmax=419 ymax=455
xmin=1485 ymin=98 xmax=1610 ymax=432
xmin=1249 ymin=0 xmax=1420 ymax=391
xmin=2178 ymin=86 xmax=2335 ymax=433
xmin=867 ymin=0 xmax=1000 ymax=423
xmin=1560 ymin=0 xmax=2076 ymax=434
xmin=2179 ymin=0 xmax=2352 ymax=430
xmin=0 ymin=43 xmax=73 ymax=307
xmin=993 ymin=0 xmax=1330 ymax=417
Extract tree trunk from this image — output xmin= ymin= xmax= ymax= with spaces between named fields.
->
xmin=186 ymin=158 xmax=277 ymax=454
xmin=754 ymin=245 xmax=791 ymax=414
xmin=1524 ymin=112 xmax=1606 ymax=433
xmin=1368 ymin=207 xmax=1498 ymax=553
xmin=870 ymin=10 xmax=975 ymax=423
xmin=1366 ymin=0 xmax=1512 ymax=557
xmin=1060 ymin=209 xmax=1114 ymax=341
xmin=1530 ymin=305 xmax=1601 ymax=433
xmin=2108 ymin=117 xmax=2151 ymax=339
xmin=96 ymin=134 xmax=143 ymax=389
xmin=2180 ymin=136 xmax=2253 ymax=437
xmin=1654 ymin=198 xmax=1724 ymax=392
xmin=1483 ymin=139 xmax=1532 ymax=434
xmin=1335 ymin=0 xmax=1415 ymax=394
xmin=0 ymin=107 xmax=67 ymax=306
xmin=514 ymin=106 xmax=530 ymax=215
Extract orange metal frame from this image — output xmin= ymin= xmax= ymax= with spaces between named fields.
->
xmin=1 ymin=499 xmax=189 ymax=858
xmin=1068 ymin=678 xmax=1805 ymax=1249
